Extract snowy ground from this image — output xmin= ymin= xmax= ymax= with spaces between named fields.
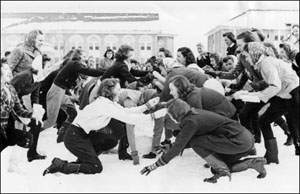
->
xmin=1 ymin=125 xmax=299 ymax=193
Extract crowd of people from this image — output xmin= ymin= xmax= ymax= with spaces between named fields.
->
xmin=1 ymin=24 xmax=299 ymax=183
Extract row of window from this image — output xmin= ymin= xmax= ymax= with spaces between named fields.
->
xmin=53 ymin=42 xmax=152 ymax=52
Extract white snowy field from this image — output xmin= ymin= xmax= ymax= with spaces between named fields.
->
xmin=1 ymin=125 xmax=299 ymax=193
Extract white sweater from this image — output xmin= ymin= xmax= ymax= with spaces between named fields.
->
xmin=72 ymin=96 xmax=152 ymax=134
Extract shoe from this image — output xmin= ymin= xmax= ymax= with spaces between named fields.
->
xmin=43 ymin=158 xmax=67 ymax=176
xmin=118 ymin=152 xmax=133 ymax=160
xmin=230 ymin=157 xmax=267 ymax=179
xmin=284 ymin=135 xmax=293 ymax=146
xmin=161 ymin=139 xmax=171 ymax=146
xmin=142 ymin=152 xmax=156 ymax=159
xmin=203 ymin=154 xmax=231 ymax=183
xmin=248 ymin=147 xmax=257 ymax=156
xmin=27 ymin=153 xmax=46 ymax=162
xmin=264 ymin=138 xmax=279 ymax=164
xmin=204 ymin=167 xmax=231 ymax=183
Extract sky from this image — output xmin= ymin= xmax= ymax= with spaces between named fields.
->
xmin=1 ymin=1 xmax=299 ymax=54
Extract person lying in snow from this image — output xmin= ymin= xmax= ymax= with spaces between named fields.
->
xmin=140 ymin=98 xmax=267 ymax=183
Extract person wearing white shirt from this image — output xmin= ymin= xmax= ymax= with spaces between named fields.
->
xmin=43 ymin=78 xmax=167 ymax=176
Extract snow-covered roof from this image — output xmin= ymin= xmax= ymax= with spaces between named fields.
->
xmin=205 ymin=9 xmax=299 ymax=36
xmin=226 ymin=9 xmax=299 ymax=29
xmin=1 ymin=20 xmax=175 ymax=35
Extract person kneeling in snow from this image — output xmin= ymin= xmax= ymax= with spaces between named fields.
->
xmin=43 ymin=78 xmax=167 ymax=176
xmin=140 ymin=98 xmax=267 ymax=183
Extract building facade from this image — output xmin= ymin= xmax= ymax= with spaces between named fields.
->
xmin=1 ymin=13 xmax=175 ymax=64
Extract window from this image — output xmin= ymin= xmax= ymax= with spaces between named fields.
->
xmin=122 ymin=35 xmax=135 ymax=47
xmin=105 ymin=35 xmax=119 ymax=52
xmin=51 ymin=35 xmax=64 ymax=60
xmin=274 ymin=35 xmax=278 ymax=41
xmin=280 ymin=35 xmax=284 ymax=41
xmin=69 ymin=34 xmax=84 ymax=50
xmin=139 ymin=35 xmax=153 ymax=62
xmin=87 ymin=35 xmax=101 ymax=51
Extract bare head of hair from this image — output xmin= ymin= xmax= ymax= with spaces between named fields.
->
xmin=114 ymin=45 xmax=134 ymax=61
xmin=97 ymin=78 xmax=120 ymax=101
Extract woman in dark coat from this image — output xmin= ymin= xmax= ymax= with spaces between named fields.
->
xmin=223 ymin=32 xmax=238 ymax=56
xmin=101 ymin=45 xmax=154 ymax=88
xmin=43 ymin=49 xmax=105 ymax=130
xmin=140 ymin=99 xmax=267 ymax=184
xmin=169 ymin=75 xmax=236 ymax=119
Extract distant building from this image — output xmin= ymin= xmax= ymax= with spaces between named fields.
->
xmin=1 ymin=13 xmax=175 ymax=64
xmin=205 ymin=9 xmax=299 ymax=56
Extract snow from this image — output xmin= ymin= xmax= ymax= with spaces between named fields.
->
xmin=1 ymin=125 xmax=299 ymax=193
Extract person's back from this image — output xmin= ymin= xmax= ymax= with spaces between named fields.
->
xmin=160 ymin=67 xmax=209 ymax=102
xmin=186 ymin=87 xmax=236 ymax=118
xmin=101 ymin=60 xmax=122 ymax=82
xmin=182 ymin=109 xmax=245 ymax=137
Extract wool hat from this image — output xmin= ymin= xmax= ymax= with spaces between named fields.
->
xmin=167 ymin=98 xmax=191 ymax=122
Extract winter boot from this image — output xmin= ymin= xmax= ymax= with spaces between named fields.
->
xmin=284 ymin=134 xmax=293 ymax=146
xmin=118 ymin=136 xmax=132 ymax=160
xmin=43 ymin=158 xmax=68 ymax=176
xmin=230 ymin=157 xmax=267 ymax=178
xmin=275 ymin=118 xmax=293 ymax=146
xmin=264 ymin=138 xmax=279 ymax=164
xmin=56 ymin=122 xmax=71 ymax=143
xmin=202 ymin=154 xmax=231 ymax=184
xmin=27 ymin=122 xmax=46 ymax=162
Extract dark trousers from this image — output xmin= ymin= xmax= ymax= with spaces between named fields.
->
xmin=239 ymin=101 xmax=265 ymax=138
xmin=64 ymin=124 xmax=101 ymax=174
xmin=1 ymin=115 xmax=41 ymax=155
xmin=259 ymin=87 xmax=299 ymax=143
xmin=190 ymin=129 xmax=254 ymax=164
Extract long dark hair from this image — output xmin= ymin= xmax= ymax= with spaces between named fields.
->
xmin=177 ymin=47 xmax=196 ymax=66
xmin=114 ymin=45 xmax=134 ymax=61
xmin=97 ymin=78 xmax=120 ymax=101
xmin=104 ymin=49 xmax=115 ymax=59
xmin=223 ymin=32 xmax=237 ymax=44
xmin=169 ymin=75 xmax=195 ymax=101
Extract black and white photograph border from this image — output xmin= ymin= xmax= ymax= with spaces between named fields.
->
xmin=1 ymin=1 xmax=299 ymax=193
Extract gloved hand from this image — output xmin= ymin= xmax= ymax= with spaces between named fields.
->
xmin=152 ymin=108 xmax=168 ymax=119
xmin=146 ymin=97 xmax=160 ymax=109
xmin=140 ymin=163 xmax=158 ymax=176
xmin=131 ymin=151 xmax=140 ymax=165
xmin=157 ymin=143 xmax=172 ymax=154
